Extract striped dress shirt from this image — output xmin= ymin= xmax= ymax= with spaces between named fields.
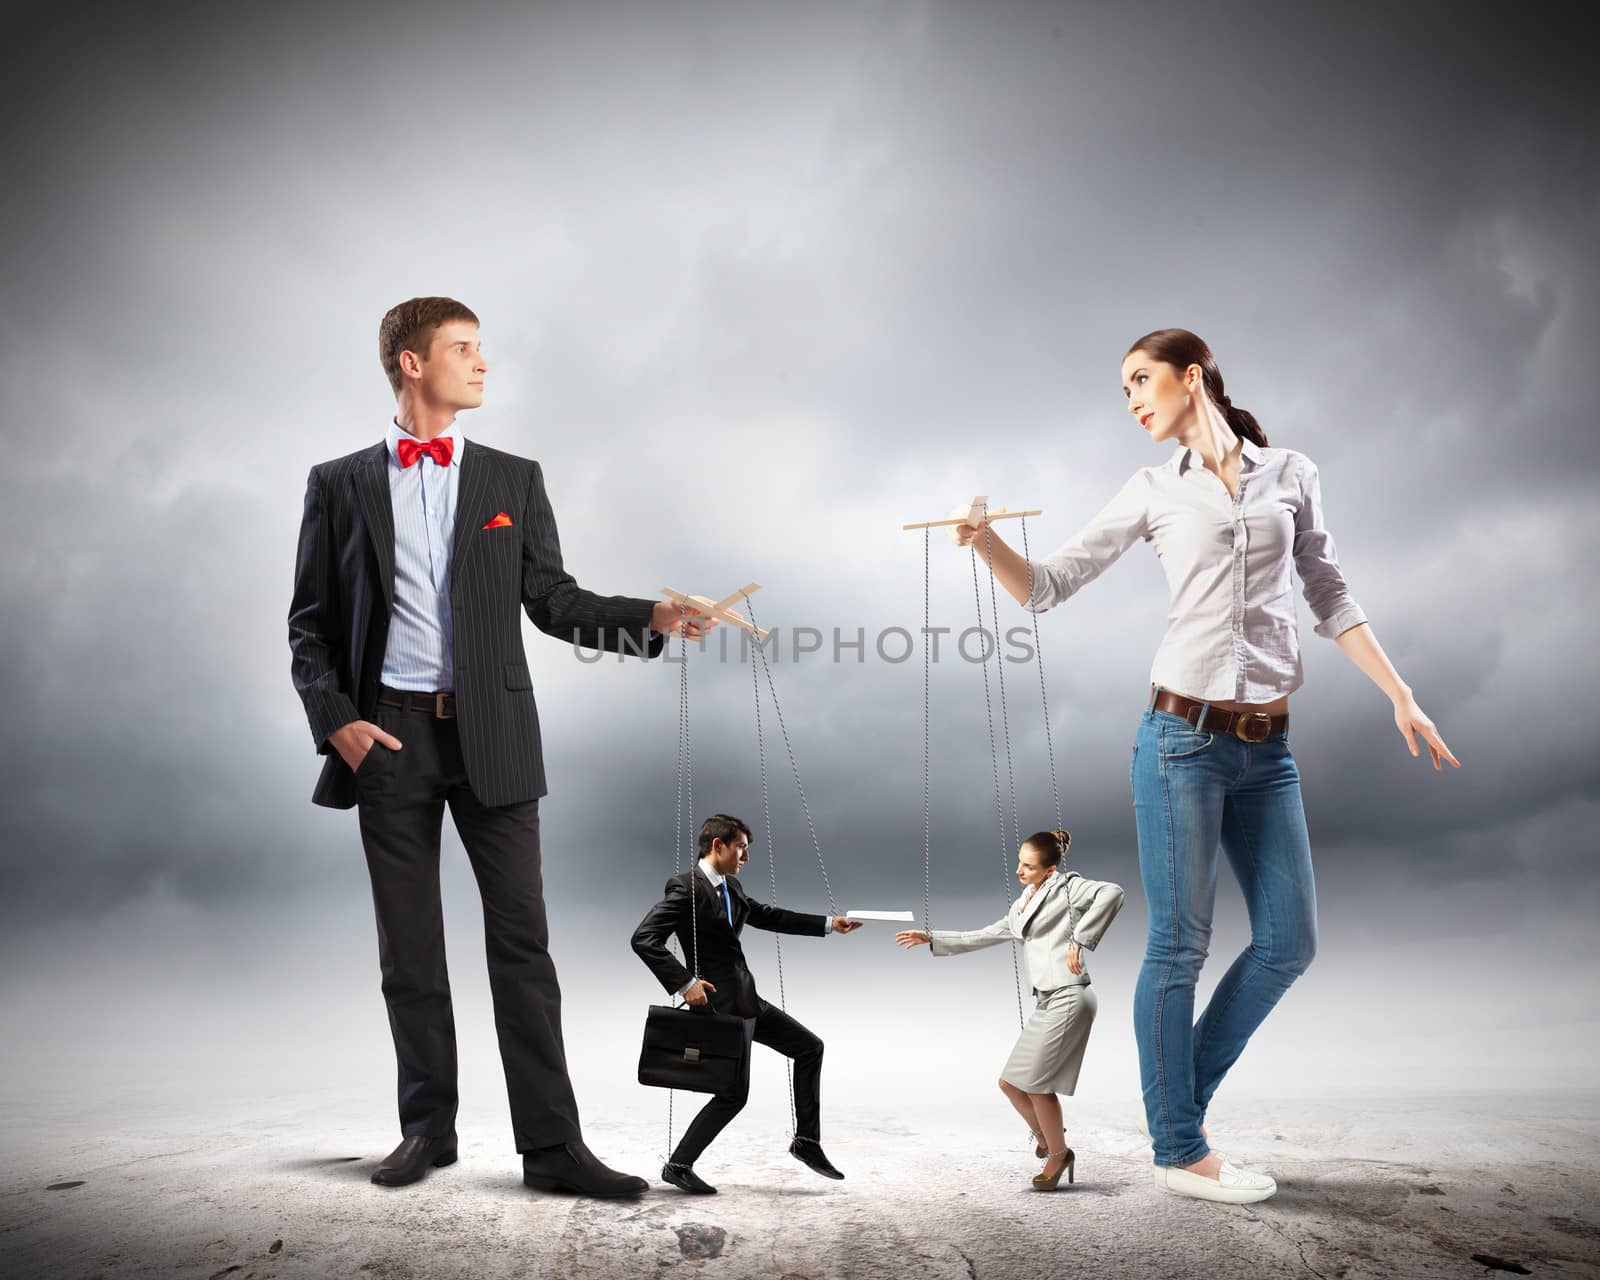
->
xmin=380 ymin=419 xmax=461 ymax=692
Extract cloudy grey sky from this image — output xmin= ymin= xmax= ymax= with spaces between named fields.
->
xmin=2 ymin=0 xmax=1595 ymax=1108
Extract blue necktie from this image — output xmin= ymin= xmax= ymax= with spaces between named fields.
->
xmin=719 ymin=881 xmax=733 ymax=926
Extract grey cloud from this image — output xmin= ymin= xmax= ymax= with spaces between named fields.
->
xmin=0 ymin=0 xmax=1594 ymax=967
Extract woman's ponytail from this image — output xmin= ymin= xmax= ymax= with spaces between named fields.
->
xmin=1217 ymin=392 xmax=1268 ymax=448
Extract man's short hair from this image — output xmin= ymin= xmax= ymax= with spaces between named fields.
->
xmin=697 ymin=814 xmax=753 ymax=859
xmin=378 ymin=296 xmax=479 ymax=395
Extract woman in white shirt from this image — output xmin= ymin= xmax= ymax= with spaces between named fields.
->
xmin=951 ymin=328 xmax=1458 ymax=1205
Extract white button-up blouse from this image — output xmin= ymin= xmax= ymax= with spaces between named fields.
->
xmin=1026 ymin=440 xmax=1367 ymax=703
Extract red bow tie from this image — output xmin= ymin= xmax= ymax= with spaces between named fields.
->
xmin=396 ymin=436 xmax=454 ymax=468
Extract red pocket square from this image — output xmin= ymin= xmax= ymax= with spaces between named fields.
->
xmin=482 ymin=512 xmax=513 ymax=530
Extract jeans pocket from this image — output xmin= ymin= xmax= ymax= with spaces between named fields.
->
xmin=1158 ymin=725 xmax=1214 ymax=761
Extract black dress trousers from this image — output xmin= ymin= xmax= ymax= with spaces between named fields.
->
xmin=670 ymin=1000 xmax=824 ymax=1166
xmin=354 ymin=697 xmax=579 ymax=1152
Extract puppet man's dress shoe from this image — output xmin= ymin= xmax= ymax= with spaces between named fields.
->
xmin=789 ymin=1136 xmax=844 ymax=1180
xmin=661 ymin=1162 xmax=717 ymax=1195
xmin=371 ymin=1132 xmax=458 ymax=1186
xmin=522 ymin=1140 xmax=647 ymax=1198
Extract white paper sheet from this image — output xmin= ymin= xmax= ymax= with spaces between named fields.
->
xmin=845 ymin=909 xmax=915 ymax=922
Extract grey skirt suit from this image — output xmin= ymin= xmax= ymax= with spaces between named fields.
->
xmin=931 ymin=868 xmax=1125 ymax=1095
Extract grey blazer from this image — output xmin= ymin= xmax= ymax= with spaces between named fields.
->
xmin=930 ymin=869 xmax=1125 ymax=993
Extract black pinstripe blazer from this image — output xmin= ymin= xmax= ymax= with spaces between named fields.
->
xmin=288 ymin=438 xmax=663 ymax=809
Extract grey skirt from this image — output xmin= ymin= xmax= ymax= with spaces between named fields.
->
xmin=1000 ymin=984 xmax=1099 ymax=1096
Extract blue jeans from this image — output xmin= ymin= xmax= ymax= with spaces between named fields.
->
xmin=1131 ymin=706 xmax=1318 ymax=1168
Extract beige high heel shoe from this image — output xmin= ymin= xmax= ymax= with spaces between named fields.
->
xmin=1031 ymin=1147 xmax=1075 ymax=1191
xmin=1028 ymin=1128 xmax=1048 ymax=1159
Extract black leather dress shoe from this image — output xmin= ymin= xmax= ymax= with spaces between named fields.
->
xmin=789 ymin=1136 xmax=844 ymax=1180
xmin=522 ymin=1140 xmax=648 ymax=1198
xmin=661 ymin=1162 xmax=717 ymax=1195
xmin=371 ymin=1132 xmax=458 ymax=1187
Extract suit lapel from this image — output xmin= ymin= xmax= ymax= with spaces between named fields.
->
xmin=690 ymin=867 xmax=725 ymax=930
xmin=352 ymin=443 xmax=395 ymax=606
xmin=1017 ymin=871 xmax=1065 ymax=935
xmin=695 ymin=869 xmax=742 ymax=932
xmin=451 ymin=441 xmax=493 ymax=592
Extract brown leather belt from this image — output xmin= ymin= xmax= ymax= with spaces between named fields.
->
xmin=1151 ymin=688 xmax=1286 ymax=742
xmin=377 ymin=686 xmax=457 ymax=719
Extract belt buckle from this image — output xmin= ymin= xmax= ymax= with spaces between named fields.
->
xmin=1234 ymin=712 xmax=1271 ymax=743
xmin=433 ymin=691 xmax=452 ymax=719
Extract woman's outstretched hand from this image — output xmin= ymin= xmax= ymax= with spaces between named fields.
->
xmin=948 ymin=504 xmax=986 ymax=548
xmin=896 ymin=930 xmax=931 ymax=949
xmin=1393 ymin=694 xmax=1461 ymax=771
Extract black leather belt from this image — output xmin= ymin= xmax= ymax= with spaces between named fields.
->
xmin=377 ymin=686 xmax=456 ymax=719
xmin=1150 ymin=688 xmax=1287 ymax=742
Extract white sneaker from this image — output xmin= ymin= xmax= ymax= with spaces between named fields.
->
xmin=1154 ymin=1160 xmax=1277 ymax=1204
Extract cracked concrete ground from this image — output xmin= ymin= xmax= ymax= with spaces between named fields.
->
xmin=2 ymin=1089 xmax=1595 ymax=1279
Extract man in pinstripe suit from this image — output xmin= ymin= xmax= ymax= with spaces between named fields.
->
xmin=289 ymin=297 xmax=714 ymax=1199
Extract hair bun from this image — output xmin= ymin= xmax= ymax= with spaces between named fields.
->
xmin=1051 ymin=828 xmax=1071 ymax=849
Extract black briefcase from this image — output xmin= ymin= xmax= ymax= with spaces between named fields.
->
xmin=638 ymin=1004 xmax=748 ymax=1094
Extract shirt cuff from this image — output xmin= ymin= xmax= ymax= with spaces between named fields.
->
xmin=1314 ymin=601 xmax=1369 ymax=641
xmin=1025 ymin=561 xmax=1057 ymax=614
